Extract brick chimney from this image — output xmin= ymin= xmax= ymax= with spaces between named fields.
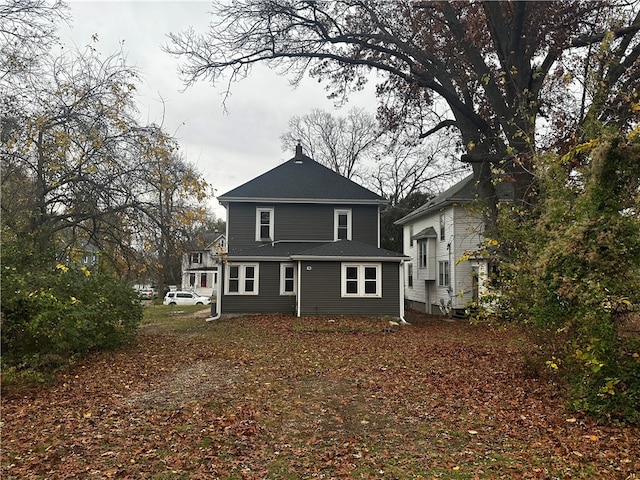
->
xmin=294 ymin=143 xmax=304 ymax=163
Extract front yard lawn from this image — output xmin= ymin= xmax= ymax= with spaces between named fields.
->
xmin=2 ymin=308 xmax=638 ymax=479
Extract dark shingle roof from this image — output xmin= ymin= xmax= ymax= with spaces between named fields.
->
xmin=394 ymin=175 xmax=477 ymax=225
xmin=292 ymin=240 xmax=407 ymax=261
xmin=218 ymin=148 xmax=386 ymax=205
xmin=227 ymin=241 xmax=327 ymax=259
xmin=228 ymin=240 xmax=407 ymax=261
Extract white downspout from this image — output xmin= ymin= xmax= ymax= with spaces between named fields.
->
xmin=399 ymin=260 xmax=409 ymax=324
xmin=296 ymin=260 xmax=302 ymax=317
xmin=206 ymin=262 xmax=222 ymax=322
xmin=207 ymin=207 xmax=228 ymax=322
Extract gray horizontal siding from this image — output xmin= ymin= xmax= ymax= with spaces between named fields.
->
xmin=299 ymin=261 xmax=400 ymax=317
xmin=227 ymin=203 xmax=379 ymax=253
xmin=221 ymin=262 xmax=296 ymax=314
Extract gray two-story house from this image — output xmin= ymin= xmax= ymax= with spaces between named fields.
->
xmin=213 ymin=145 xmax=408 ymax=319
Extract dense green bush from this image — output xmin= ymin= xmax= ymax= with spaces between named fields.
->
xmin=1 ymin=246 xmax=142 ymax=372
xmin=483 ymin=133 xmax=640 ymax=423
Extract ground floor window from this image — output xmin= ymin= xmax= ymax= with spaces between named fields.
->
xmin=407 ymin=262 xmax=413 ymax=288
xmin=225 ymin=263 xmax=259 ymax=295
xmin=438 ymin=261 xmax=450 ymax=287
xmin=341 ymin=263 xmax=381 ymax=298
xmin=280 ymin=263 xmax=296 ymax=295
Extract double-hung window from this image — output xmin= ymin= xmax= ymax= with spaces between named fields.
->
xmin=438 ymin=261 xmax=450 ymax=287
xmin=256 ymin=207 xmax=274 ymax=241
xmin=280 ymin=263 xmax=297 ymax=295
xmin=334 ymin=209 xmax=352 ymax=241
xmin=191 ymin=252 xmax=202 ymax=263
xmin=439 ymin=214 xmax=446 ymax=241
xmin=341 ymin=263 xmax=381 ymax=298
xmin=226 ymin=263 xmax=259 ymax=295
xmin=407 ymin=262 xmax=414 ymax=288
xmin=418 ymin=241 xmax=428 ymax=268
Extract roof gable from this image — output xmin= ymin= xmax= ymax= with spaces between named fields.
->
xmin=218 ymin=146 xmax=386 ymax=205
xmin=394 ymin=175 xmax=477 ymax=225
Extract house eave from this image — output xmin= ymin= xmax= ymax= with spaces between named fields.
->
xmin=219 ymin=197 xmax=388 ymax=206
xmin=227 ymin=255 xmax=293 ymax=262
xmin=290 ymin=255 xmax=407 ymax=262
xmin=394 ymin=199 xmax=471 ymax=225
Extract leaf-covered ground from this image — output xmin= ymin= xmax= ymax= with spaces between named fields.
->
xmin=2 ymin=309 xmax=639 ymax=479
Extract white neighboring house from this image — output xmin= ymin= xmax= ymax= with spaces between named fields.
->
xmin=181 ymin=232 xmax=226 ymax=298
xmin=394 ymin=175 xmax=491 ymax=316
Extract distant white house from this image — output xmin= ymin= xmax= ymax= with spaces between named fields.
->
xmin=181 ymin=232 xmax=226 ymax=297
xmin=395 ymin=175 xmax=491 ymax=316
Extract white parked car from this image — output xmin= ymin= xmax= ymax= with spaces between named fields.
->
xmin=163 ymin=291 xmax=211 ymax=306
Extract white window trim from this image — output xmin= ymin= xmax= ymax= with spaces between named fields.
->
xmin=334 ymin=209 xmax=352 ymax=241
xmin=341 ymin=263 xmax=382 ymax=298
xmin=255 ymin=207 xmax=274 ymax=241
xmin=418 ymin=241 xmax=428 ymax=268
xmin=279 ymin=262 xmax=297 ymax=296
xmin=225 ymin=263 xmax=259 ymax=295
xmin=438 ymin=260 xmax=450 ymax=287
xmin=407 ymin=262 xmax=413 ymax=288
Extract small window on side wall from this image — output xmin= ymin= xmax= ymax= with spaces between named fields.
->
xmin=438 ymin=261 xmax=450 ymax=286
xmin=280 ymin=263 xmax=296 ymax=295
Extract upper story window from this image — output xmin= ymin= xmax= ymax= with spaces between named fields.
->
xmin=418 ymin=241 xmax=428 ymax=268
xmin=334 ymin=209 xmax=352 ymax=241
xmin=409 ymin=225 xmax=414 ymax=247
xmin=190 ymin=252 xmax=203 ymax=263
xmin=439 ymin=214 xmax=446 ymax=241
xmin=341 ymin=263 xmax=381 ymax=298
xmin=256 ymin=207 xmax=274 ymax=241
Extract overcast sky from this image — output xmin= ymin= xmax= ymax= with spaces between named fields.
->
xmin=60 ymin=1 xmax=379 ymax=219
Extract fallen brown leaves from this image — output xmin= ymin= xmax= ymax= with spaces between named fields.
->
xmin=2 ymin=310 xmax=639 ymax=479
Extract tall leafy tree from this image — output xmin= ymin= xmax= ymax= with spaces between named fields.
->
xmin=135 ymin=127 xmax=210 ymax=295
xmin=1 ymin=6 xmax=211 ymax=277
xmin=166 ymin=1 xmax=640 ymax=226
xmin=2 ymin=46 xmax=147 ymax=261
